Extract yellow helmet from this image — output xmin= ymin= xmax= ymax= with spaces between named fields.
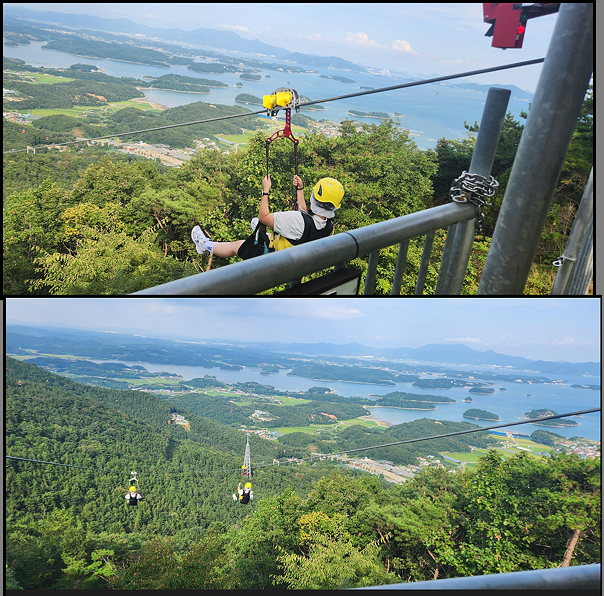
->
xmin=312 ymin=178 xmax=344 ymax=209
xmin=129 ymin=486 xmax=136 ymax=492
xmin=245 ymin=482 xmax=252 ymax=489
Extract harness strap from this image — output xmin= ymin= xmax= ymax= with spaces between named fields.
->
xmin=265 ymin=108 xmax=300 ymax=210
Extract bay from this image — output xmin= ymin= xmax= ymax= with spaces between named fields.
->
xmin=4 ymin=41 xmax=533 ymax=150
xmin=92 ymin=359 xmax=600 ymax=441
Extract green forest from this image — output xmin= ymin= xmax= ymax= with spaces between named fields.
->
xmin=3 ymin=48 xmax=592 ymax=295
xmin=5 ymin=357 xmax=601 ymax=589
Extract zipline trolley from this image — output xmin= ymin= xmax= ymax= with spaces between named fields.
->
xmin=263 ymin=87 xmax=302 ymax=209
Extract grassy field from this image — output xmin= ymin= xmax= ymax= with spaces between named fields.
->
xmin=271 ymin=416 xmax=384 ymax=435
xmin=443 ymin=437 xmax=554 ymax=469
xmin=10 ymin=352 xmax=92 ymax=360
xmin=6 ymin=71 xmax=76 ymax=85
xmin=27 ymin=100 xmax=164 ymax=119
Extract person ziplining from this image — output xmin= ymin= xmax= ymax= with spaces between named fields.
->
xmin=125 ymin=471 xmax=141 ymax=506
xmin=232 ymin=434 xmax=253 ymax=504
xmin=191 ymin=87 xmax=344 ymax=260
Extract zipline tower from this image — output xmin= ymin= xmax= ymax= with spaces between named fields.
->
xmin=243 ymin=434 xmax=252 ymax=480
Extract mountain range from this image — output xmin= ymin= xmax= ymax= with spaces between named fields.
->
xmin=3 ymin=6 xmax=368 ymax=72
xmin=6 ymin=325 xmax=599 ymax=377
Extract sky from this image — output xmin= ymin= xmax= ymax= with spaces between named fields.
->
xmin=6 ymin=3 xmax=563 ymax=93
xmin=5 ymin=297 xmax=601 ymax=364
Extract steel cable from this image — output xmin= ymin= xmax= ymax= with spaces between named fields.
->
xmin=3 ymin=58 xmax=544 ymax=155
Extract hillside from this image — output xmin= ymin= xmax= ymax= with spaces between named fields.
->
xmin=3 ymin=6 xmax=368 ymax=72
xmin=5 ymin=357 xmax=600 ymax=589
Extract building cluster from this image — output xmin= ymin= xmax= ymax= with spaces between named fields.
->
xmin=340 ymin=455 xmax=418 ymax=484
xmin=3 ymin=110 xmax=36 ymax=124
xmin=558 ymin=441 xmax=600 ymax=459
xmin=169 ymin=412 xmax=190 ymax=431
xmin=239 ymin=427 xmax=278 ymax=440
xmin=89 ymin=139 xmax=197 ymax=167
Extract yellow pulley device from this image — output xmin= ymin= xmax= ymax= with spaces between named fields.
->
xmin=263 ymin=87 xmax=300 ymax=116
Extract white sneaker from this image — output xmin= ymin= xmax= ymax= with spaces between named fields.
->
xmin=191 ymin=225 xmax=210 ymax=254
xmin=250 ymin=217 xmax=259 ymax=231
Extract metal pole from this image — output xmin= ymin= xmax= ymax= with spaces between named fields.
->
xmin=435 ymin=224 xmax=457 ymax=295
xmin=414 ymin=231 xmax=435 ymax=295
xmin=551 ymin=168 xmax=593 ymax=294
xmin=440 ymin=87 xmax=511 ymax=294
xmin=565 ymin=217 xmax=593 ymax=295
xmin=134 ymin=202 xmax=476 ymax=296
xmin=243 ymin=434 xmax=251 ymax=479
xmin=391 ymin=241 xmax=409 ymax=295
xmin=364 ymin=251 xmax=379 ymax=295
xmin=478 ymin=3 xmax=594 ymax=295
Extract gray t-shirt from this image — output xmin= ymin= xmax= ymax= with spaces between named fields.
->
xmin=272 ymin=210 xmax=329 ymax=240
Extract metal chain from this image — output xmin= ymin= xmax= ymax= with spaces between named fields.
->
xmin=449 ymin=171 xmax=499 ymax=235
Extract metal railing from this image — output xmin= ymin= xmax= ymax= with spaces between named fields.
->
xmin=551 ymin=168 xmax=593 ymax=295
xmin=134 ymin=201 xmax=478 ymax=295
xmin=352 ymin=563 xmax=601 ymax=590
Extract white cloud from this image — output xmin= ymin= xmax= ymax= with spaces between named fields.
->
xmin=443 ymin=337 xmax=484 ymax=344
xmin=345 ymin=32 xmax=385 ymax=48
xmin=218 ymin=25 xmax=250 ymax=33
xmin=392 ymin=39 xmax=418 ymax=54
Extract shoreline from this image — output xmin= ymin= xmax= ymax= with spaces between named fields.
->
xmin=358 ymin=413 xmax=392 ymax=428
xmin=364 ymin=404 xmax=434 ymax=412
xmin=130 ymin=96 xmax=169 ymax=110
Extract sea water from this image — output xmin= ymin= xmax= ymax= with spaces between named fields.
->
xmin=90 ymin=359 xmax=600 ymax=441
xmin=4 ymin=40 xmax=533 ymax=150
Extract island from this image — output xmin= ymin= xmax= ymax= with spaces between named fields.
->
xmin=287 ymin=363 xmax=398 ymax=385
xmin=468 ymin=387 xmax=495 ymax=395
xmin=463 ymin=408 xmax=501 ymax=421
xmin=348 ymin=110 xmax=390 ymax=119
xmin=320 ymin=74 xmax=356 ymax=84
xmin=375 ymin=391 xmax=455 ymax=410
xmin=524 ymin=409 xmax=579 ymax=427
xmin=463 ymin=396 xmax=473 ymax=402
xmin=239 ymin=74 xmax=262 ymax=81
xmin=140 ymin=73 xmax=226 ymax=92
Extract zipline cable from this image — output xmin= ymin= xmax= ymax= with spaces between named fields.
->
xmin=5 ymin=455 xmax=121 ymax=474
xmin=6 ymin=406 xmax=599 ymax=477
xmin=296 ymin=58 xmax=546 ymax=109
xmin=3 ymin=108 xmax=267 ymax=155
xmin=254 ymin=406 xmax=601 ymax=466
xmin=3 ymin=57 xmax=545 ymax=155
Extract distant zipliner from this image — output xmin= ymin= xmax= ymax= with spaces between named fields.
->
xmin=125 ymin=471 xmax=141 ymax=506
xmin=232 ymin=435 xmax=253 ymax=504
xmin=233 ymin=481 xmax=253 ymax=504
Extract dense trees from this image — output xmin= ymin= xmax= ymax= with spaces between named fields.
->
xmin=3 ymin=117 xmax=440 ymax=294
xmin=5 ymin=358 xmax=600 ymax=589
